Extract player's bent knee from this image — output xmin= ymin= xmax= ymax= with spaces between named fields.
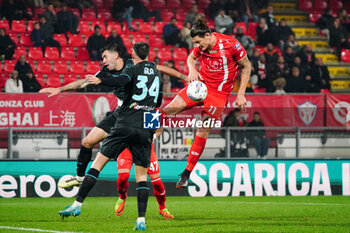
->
xmin=118 ymin=169 xmax=131 ymax=174
xmin=148 ymin=172 xmax=160 ymax=180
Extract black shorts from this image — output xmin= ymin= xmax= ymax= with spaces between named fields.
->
xmin=99 ymin=127 xmax=153 ymax=168
xmin=96 ymin=112 xmax=117 ymax=133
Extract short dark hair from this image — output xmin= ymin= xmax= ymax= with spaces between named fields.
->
xmin=133 ymin=42 xmax=150 ymax=60
xmin=253 ymin=112 xmax=260 ymax=115
xmin=190 ymin=15 xmax=211 ymax=38
xmin=100 ymin=43 xmax=121 ymax=54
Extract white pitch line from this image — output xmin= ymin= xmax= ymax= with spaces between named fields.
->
xmin=0 ymin=226 xmax=81 ymax=233
xmin=215 ymin=201 xmax=350 ymax=206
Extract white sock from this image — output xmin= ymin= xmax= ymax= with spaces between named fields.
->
xmin=72 ymin=201 xmax=82 ymax=208
xmin=137 ymin=217 xmax=145 ymax=224
xmin=75 ymin=176 xmax=84 ymax=182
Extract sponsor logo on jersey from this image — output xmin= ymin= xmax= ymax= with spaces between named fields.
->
xmin=297 ymin=101 xmax=317 ymax=126
xmin=209 ymin=50 xmax=217 ymax=54
xmin=143 ymin=110 xmax=161 ymax=129
xmin=206 ymin=57 xmax=223 ymax=71
xmin=234 ymin=42 xmax=241 ymax=50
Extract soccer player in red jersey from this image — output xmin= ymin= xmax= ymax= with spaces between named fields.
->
xmin=115 ymin=144 xmax=173 ymax=219
xmin=160 ymin=16 xmax=251 ymax=188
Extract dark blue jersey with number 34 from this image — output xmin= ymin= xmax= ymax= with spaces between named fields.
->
xmin=100 ymin=61 xmax=163 ymax=129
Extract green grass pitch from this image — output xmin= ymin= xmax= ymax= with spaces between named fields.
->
xmin=1 ymin=196 xmax=350 ymax=233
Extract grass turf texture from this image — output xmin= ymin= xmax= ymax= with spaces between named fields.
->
xmin=0 ymin=196 xmax=350 ymax=233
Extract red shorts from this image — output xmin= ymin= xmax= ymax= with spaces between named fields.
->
xmin=178 ymin=86 xmax=229 ymax=119
xmin=117 ymin=144 xmax=159 ymax=175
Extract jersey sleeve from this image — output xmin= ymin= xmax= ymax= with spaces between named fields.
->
xmin=230 ymin=40 xmax=247 ymax=62
xmin=192 ymin=47 xmax=202 ymax=58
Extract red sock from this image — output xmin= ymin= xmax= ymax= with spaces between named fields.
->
xmin=117 ymin=172 xmax=129 ymax=200
xmin=185 ymin=135 xmax=207 ymax=172
xmin=151 ymin=177 xmax=166 ymax=210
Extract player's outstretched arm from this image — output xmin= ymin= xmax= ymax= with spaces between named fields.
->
xmin=156 ymin=65 xmax=189 ymax=84
xmin=236 ymin=56 xmax=251 ymax=112
xmin=39 ymin=79 xmax=88 ymax=97
xmin=187 ymin=52 xmax=203 ymax=82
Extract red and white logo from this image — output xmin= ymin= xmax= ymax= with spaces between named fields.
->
xmin=206 ymin=57 xmax=223 ymax=71
xmin=332 ymin=101 xmax=350 ymax=124
xmin=297 ymin=101 xmax=317 ymax=126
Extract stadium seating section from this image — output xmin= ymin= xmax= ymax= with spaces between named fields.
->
xmin=0 ymin=0 xmax=350 ymax=92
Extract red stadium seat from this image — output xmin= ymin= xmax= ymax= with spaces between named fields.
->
xmin=148 ymin=36 xmax=163 ymax=48
xmin=207 ymin=19 xmax=215 ymax=30
xmin=182 ymin=63 xmax=189 ymax=75
xmin=309 ymin=11 xmax=322 ymax=24
xmin=97 ymin=10 xmax=112 ymax=21
xmin=11 ymin=20 xmax=26 ymax=33
xmin=299 ymin=0 xmax=312 ymax=11
xmin=28 ymin=47 xmax=44 ymax=60
xmin=104 ymin=0 xmax=113 ymax=8
xmin=198 ymin=0 xmax=210 ymax=8
xmin=82 ymin=9 xmax=96 ymax=20
xmin=13 ymin=47 xmax=27 ymax=59
xmin=175 ymin=21 xmax=183 ymax=30
xmin=330 ymin=0 xmax=343 ymax=10
xmin=0 ymin=73 xmax=8 ymax=88
xmin=139 ymin=22 xmax=153 ymax=34
xmin=19 ymin=33 xmax=32 ymax=46
xmin=314 ymin=0 xmax=328 ymax=11
xmin=173 ymin=48 xmax=188 ymax=61
xmin=234 ymin=22 xmax=247 ymax=35
xmin=53 ymin=34 xmax=67 ymax=46
xmin=93 ymin=0 xmax=104 ymax=8
xmin=86 ymin=61 xmax=101 ymax=74
xmin=0 ymin=20 xmax=10 ymax=33
xmin=9 ymin=33 xmax=18 ymax=45
xmin=157 ymin=48 xmax=172 ymax=61
xmin=91 ymin=21 xmax=106 ymax=34
xmin=68 ymin=34 xmax=83 ymax=47
xmin=70 ymin=61 xmax=85 ymax=74
xmin=148 ymin=49 xmax=156 ymax=61
xmin=182 ymin=0 xmax=195 ymax=9
xmin=122 ymin=36 xmax=132 ymax=49
xmin=37 ymin=61 xmax=53 ymax=74
xmin=46 ymin=74 xmax=61 ymax=87
xmin=27 ymin=20 xmax=35 ymax=31
xmin=141 ymin=0 xmax=150 ymax=9
xmin=107 ymin=22 xmax=122 ymax=33
xmin=132 ymin=34 xmax=147 ymax=43
xmin=248 ymin=22 xmax=258 ymax=39
xmin=4 ymin=60 xmax=16 ymax=73
xmin=154 ymin=22 xmax=166 ymax=34
xmin=78 ymin=21 xmax=91 ymax=34
xmin=167 ymin=0 xmax=181 ymax=9
xmin=341 ymin=49 xmax=350 ymax=63
xmin=34 ymin=8 xmax=46 ymax=18
xmin=151 ymin=0 xmax=166 ymax=9
xmin=53 ymin=61 xmax=69 ymax=74
xmin=161 ymin=10 xmax=175 ymax=22
xmin=77 ymin=47 xmax=90 ymax=61
xmin=61 ymin=47 xmax=75 ymax=60
xmin=45 ymin=47 xmax=60 ymax=60
xmin=63 ymin=74 xmax=77 ymax=85
xmin=176 ymin=9 xmax=187 ymax=21
xmin=35 ymin=74 xmax=46 ymax=87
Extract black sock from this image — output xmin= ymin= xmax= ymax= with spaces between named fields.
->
xmin=182 ymin=169 xmax=191 ymax=178
xmin=136 ymin=181 xmax=149 ymax=217
xmin=77 ymin=145 xmax=92 ymax=177
xmin=76 ymin=168 xmax=99 ymax=203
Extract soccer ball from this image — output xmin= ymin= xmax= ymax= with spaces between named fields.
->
xmin=186 ymin=81 xmax=208 ymax=102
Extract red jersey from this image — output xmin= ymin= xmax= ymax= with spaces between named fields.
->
xmin=192 ymin=33 xmax=247 ymax=94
